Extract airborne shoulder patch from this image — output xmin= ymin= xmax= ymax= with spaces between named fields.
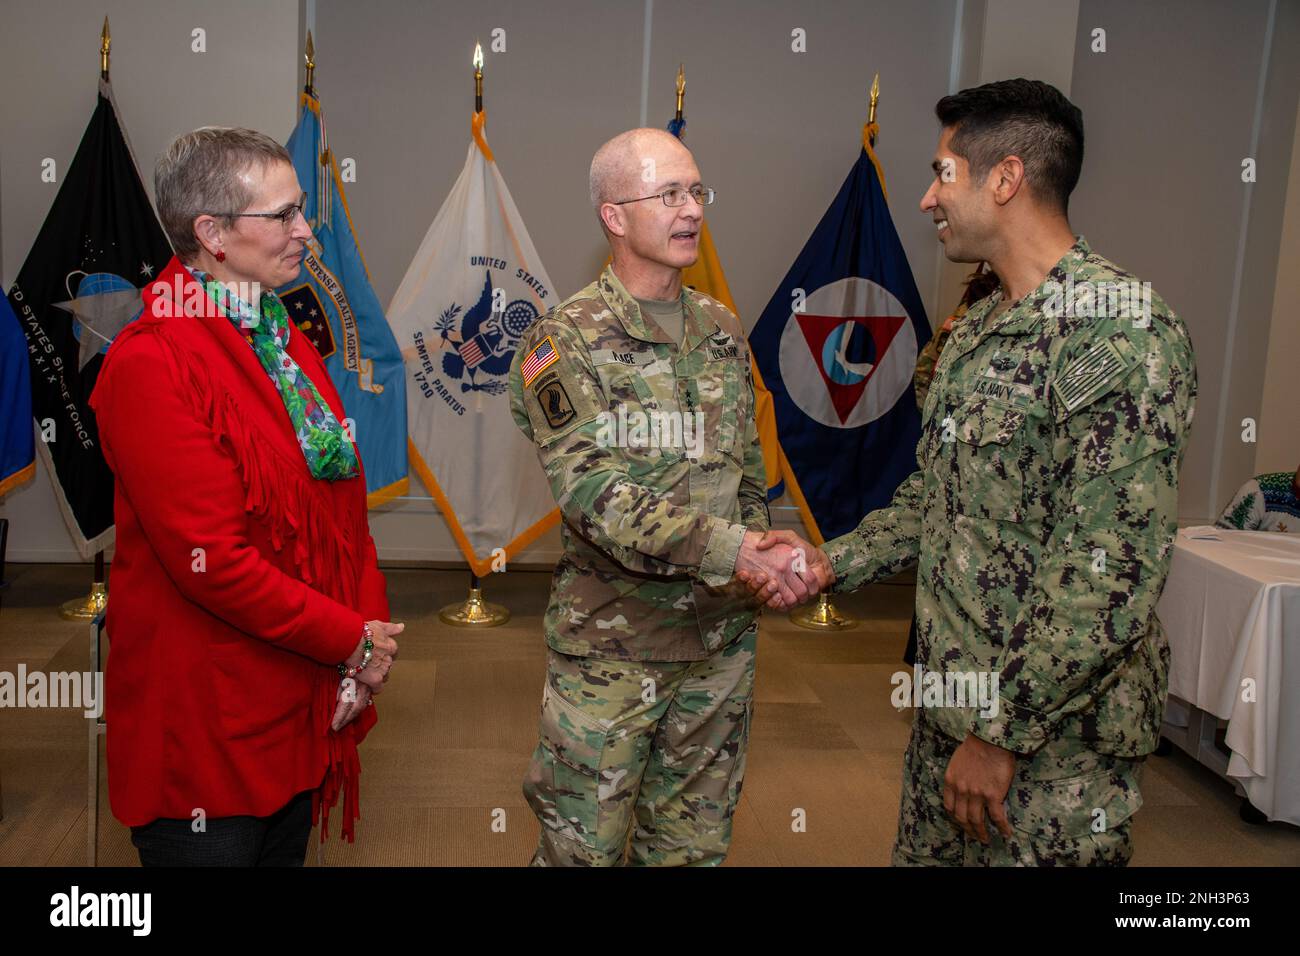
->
xmin=535 ymin=377 xmax=576 ymax=428
xmin=520 ymin=335 xmax=560 ymax=387
xmin=1052 ymin=337 xmax=1132 ymax=415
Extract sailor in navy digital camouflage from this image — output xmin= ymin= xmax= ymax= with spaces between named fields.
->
xmin=820 ymin=80 xmax=1197 ymax=865
xmin=830 ymin=238 xmax=1196 ymax=865
xmin=508 ymin=128 xmax=769 ymax=866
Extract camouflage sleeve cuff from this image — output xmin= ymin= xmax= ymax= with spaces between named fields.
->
xmin=699 ymin=520 xmax=746 ymax=587
xmin=824 ymin=531 xmax=886 ymax=594
xmin=824 ymin=535 xmax=857 ymax=593
xmin=741 ymin=499 xmax=771 ymax=532
xmin=969 ymin=699 xmax=1052 ymax=756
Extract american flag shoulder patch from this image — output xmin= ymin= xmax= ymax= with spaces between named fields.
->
xmin=1052 ymin=338 xmax=1131 ymax=414
xmin=521 ymin=336 xmax=560 ymax=387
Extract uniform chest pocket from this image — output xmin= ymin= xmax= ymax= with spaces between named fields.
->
xmin=950 ymin=401 xmax=1026 ymax=523
xmin=708 ymin=357 xmax=748 ymax=463
xmin=599 ymin=368 xmax=685 ymax=474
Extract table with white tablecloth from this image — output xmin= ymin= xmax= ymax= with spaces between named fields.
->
xmin=1156 ymin=528 xmax=1300 ymax=824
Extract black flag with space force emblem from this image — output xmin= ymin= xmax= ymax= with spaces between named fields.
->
xmin=6 ymin=78 xmax=172 ymax=556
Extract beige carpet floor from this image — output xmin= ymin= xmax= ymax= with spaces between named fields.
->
xmin=1 ymin=562 xmax=1297 ymax=867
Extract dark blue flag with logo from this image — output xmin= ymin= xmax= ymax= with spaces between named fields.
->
xmin=278 ymin=89 xmax=408 ymax=505
xmin=749 ymin=125 xmax=930 ymax=542
xmin=1 ymin=294 xmax=35 ymax=497
xmin=7 ymin=79 xmax=172 ymax=555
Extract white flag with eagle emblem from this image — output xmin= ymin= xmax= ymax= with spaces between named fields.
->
xmin=387 ymin=114 xmax=558 ymax=574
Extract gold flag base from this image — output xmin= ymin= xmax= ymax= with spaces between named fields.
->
xmin=789 ymin=592 xmax=856 ymax=630
xmin=439 ymin=586 xmax=510 ymax=628
xmin=59 ymin=581 xmax=108 ymax=621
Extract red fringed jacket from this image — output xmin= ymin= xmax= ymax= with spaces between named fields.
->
xmin=90 ymin=256 xmax=388 ymax=841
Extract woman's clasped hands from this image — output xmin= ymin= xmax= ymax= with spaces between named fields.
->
xmin=332 ymin=620 xmax=403 ymax=730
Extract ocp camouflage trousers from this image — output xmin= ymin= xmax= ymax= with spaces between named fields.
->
xmin=893 ymin=713 xmax=1145 ymax=866
xmin=523 ymin=627 xmax=757 ymax=866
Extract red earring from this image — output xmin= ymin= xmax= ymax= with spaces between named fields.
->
xmin=215 ymin=250 xmax=226 ymax=262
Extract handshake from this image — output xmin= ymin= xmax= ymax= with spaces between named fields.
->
xmin=733 ymin=529 xmax=836 ymax=611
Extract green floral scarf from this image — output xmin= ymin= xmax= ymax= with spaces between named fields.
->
xmin=189 ymin=267 xmax=360 ymax=481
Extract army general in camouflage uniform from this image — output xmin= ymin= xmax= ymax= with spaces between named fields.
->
xmin=508 ymin=128 xmax=816 ymax=866
xmin=753 ymin=80 xmax=1196 ymax=865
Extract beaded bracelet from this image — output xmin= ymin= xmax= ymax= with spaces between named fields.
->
xmin=338 ymin=624 xmax=375 ymax=677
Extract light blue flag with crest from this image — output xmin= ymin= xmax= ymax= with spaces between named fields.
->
xmin=279 ymin=88 xmax=408 ymax=505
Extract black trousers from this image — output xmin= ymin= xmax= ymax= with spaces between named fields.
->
xmin=130 ymin=789 xmax=314 ymax=867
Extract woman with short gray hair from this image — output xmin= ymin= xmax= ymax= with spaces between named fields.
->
xmin=89 ymin=126 xmax=402 ymax=866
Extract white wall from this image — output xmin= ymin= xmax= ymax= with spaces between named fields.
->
xmin=1255 ymin=94 xmax=1300 ymax=477
xmin=1069 ymin=0 xmax=1299 ymax=522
